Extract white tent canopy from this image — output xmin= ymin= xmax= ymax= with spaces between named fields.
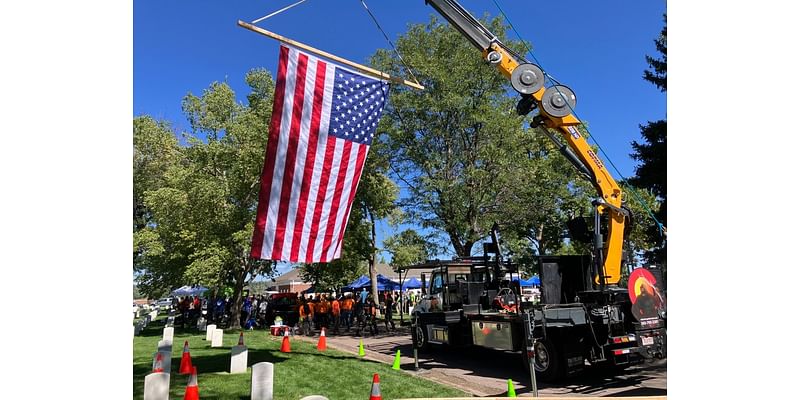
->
xmin=171 ymin=285 xmax=209 ymax=296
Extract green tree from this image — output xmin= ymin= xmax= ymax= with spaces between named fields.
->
xmin=630 ymin=14 xmax=667 ymax=266
xmin=384 ymin=229 xmax=437 ymax=268
xmin=371 ymin=16 xmax=592 ymax=260
xmin=356 ymin=150 xmax=398 ymax=304
xmin=133 ymin=69 xmax=279 ymax=329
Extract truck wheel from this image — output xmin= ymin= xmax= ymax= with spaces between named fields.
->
xmin=414 ymin=324 xmax=430 ymax=352
xmin=532 ymin=338 xmax=564 ymax=382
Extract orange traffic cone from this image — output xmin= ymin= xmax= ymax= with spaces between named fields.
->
xmin=183 ymin=366 xmax=199 ymax=400
xmin=152 ymin=352 xmax=164 ymax=373
xmin=369 ymin=373 xmax=382 ymax=400
xmin=317 ymin=327 xmax=327 ymax=351
xmin=238 ymin=332 xmax=245 ymax=346
xmin=280 ymin=329 xmax=291 ymax=353
xmin=179 ymin=340 xmax=193 ymax=374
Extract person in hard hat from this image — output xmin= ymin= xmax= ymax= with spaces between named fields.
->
xmin=317 ymin=294 xmax=330 ymax=331
xmin=342 ymin=294 xmax=354 ymax=332
xmin=331 ymin=295 xmax=341 ymax=334
xmin=299 ymin=298 xmax=315 ymax=336
xmin=354 ymin=297 xmax=366 ymax=336
xmin=384 ymin=292 xmax=396 ymax=331
xmin=312 ymin=295 xmax=322 ymax=330
xmin=365 ymin=297 xmax=379 ymax=336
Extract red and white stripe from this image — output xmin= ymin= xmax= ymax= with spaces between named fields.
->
xmin=251 ymin=45 xmax=370 ymax=263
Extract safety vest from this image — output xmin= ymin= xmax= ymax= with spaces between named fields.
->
xmin=332 ymin=300 xmax=341 ymax=315
xmin=299 ymin=302 xmax=313 ymax=318
xmin=342 ymin=298 xmax=354 ymax=311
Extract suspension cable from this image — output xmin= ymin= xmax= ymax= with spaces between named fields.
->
xmin=251 ymin=0 xmax=310 ymax=24
xmin=359 ymin=0 xmax=422 ymax=87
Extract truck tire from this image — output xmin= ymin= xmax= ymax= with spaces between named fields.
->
xmin=414 ymin=324 xmax=430 ymax=352
xmin=531 ymin=338 xmax=564 ymax=382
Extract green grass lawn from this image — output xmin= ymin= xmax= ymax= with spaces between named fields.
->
xmin=133 ymin=317 xmax=469 ymax=399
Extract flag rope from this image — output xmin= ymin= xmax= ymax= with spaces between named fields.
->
xmin=251 ymin=0 xmax=310 ymax=24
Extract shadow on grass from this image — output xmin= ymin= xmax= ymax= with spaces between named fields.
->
xmin=134 ymin=344 xmax=386 ymax=397
xmin=133 ymin=348 xmax=293 ymax=398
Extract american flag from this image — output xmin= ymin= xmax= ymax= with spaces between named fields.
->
xmin=251 ymin=45 xmax=389 ymax=263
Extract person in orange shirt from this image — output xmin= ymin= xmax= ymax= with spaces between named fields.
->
xmin=317 ymin=295 xmax=331 ymax=330
xmin=331 ymin=296 xmax=341 ymax=334
xmin=341 ymin=294 xmax=355 ymax=332
xmin=298 ymin=298 xmax=314 ymax=336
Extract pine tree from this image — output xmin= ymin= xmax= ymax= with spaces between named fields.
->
xmin=630 ymin=15 xmax=667 ymax=265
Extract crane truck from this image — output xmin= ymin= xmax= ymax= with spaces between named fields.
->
xmin=399 ymin=0 xmax=667 ymax=382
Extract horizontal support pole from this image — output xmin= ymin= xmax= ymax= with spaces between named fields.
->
xmin=238 ymin=20 xmax=424 ymax=91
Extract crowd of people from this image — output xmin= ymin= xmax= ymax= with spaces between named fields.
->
xmin=167 ymin=288 xmax=422 ymax=336
xmin=296 ymin=288 xmax=414 ymax=337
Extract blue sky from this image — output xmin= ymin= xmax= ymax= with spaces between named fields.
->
xmin=134 ymin=0 xmax=666 ymax=276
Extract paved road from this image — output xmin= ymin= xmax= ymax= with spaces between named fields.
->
xmin=295 ymin=325 xmax=666 ymax=397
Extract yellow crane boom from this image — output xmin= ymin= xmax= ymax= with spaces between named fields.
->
xmin=425 ymin=0 xmax=627 ymax=285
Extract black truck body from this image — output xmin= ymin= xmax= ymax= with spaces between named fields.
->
xmin=402 ymin=250 xmax=666 ymax=381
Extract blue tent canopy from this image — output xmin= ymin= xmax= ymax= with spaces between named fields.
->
xmin=376 ymin=274 xmax=401 ymax=291
xmin=344 ymin=275 xmax=370 ymax=291
xmin=402 ymin=277 xmax=422 ymax=290
xmin=344 ymin=274 xmax=401 ymax=291
xmin=513 ymin=276 xmax=541 ymax=287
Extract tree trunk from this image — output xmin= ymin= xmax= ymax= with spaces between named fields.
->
xmin=446 ymin=230 xmax=466 ymax=258
xmin=459 ymin=240 xmax=475 ymax=258
xmin=369 ymin=210 xmax=380 ymax=304
xmin=229 ymin=266 xmax=246 ymax=330
xmin=536 ymin=223 xmax=545 ymax=254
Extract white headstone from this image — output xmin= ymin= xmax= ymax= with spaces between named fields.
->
xmin=251 ymin=362 xmax=274 ymax=400
xmin=143 ymin=372 xmax=170 ymax=400
xmin=197 ymin=317 xmax=207 ymax=332
xmin=156 ymin=350 xmax=172 ymax=373
xmin=211 ymin=328 xmax=224 ymax=347
xmin=205 ymin=324 xmax=217 ymax=341
xmin=157 ymin=340 xmax=172 ymax=354
xmin=162 ymin=327 xmax=174 ymax=342
xmin=230 ymin=345 xmax=248 ymax=374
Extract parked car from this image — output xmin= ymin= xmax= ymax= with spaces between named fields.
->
xmin=266 ymin=293 xmax=299 ymax=327
xmin=156 ymin=297 xmax=174 ymax=310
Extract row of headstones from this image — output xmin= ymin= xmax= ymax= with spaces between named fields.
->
xmin=133 ymin=306 xmax=160 ymax=319
xmin=133 ymin=309 xmax=159 ymax=336
xmin=144 ymin=326 xmax=174 ymax=400
xmin=144 ymin=326 xmax=329 ymax=400
xmin=145 ymin=361 xmax=329 ymax=400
